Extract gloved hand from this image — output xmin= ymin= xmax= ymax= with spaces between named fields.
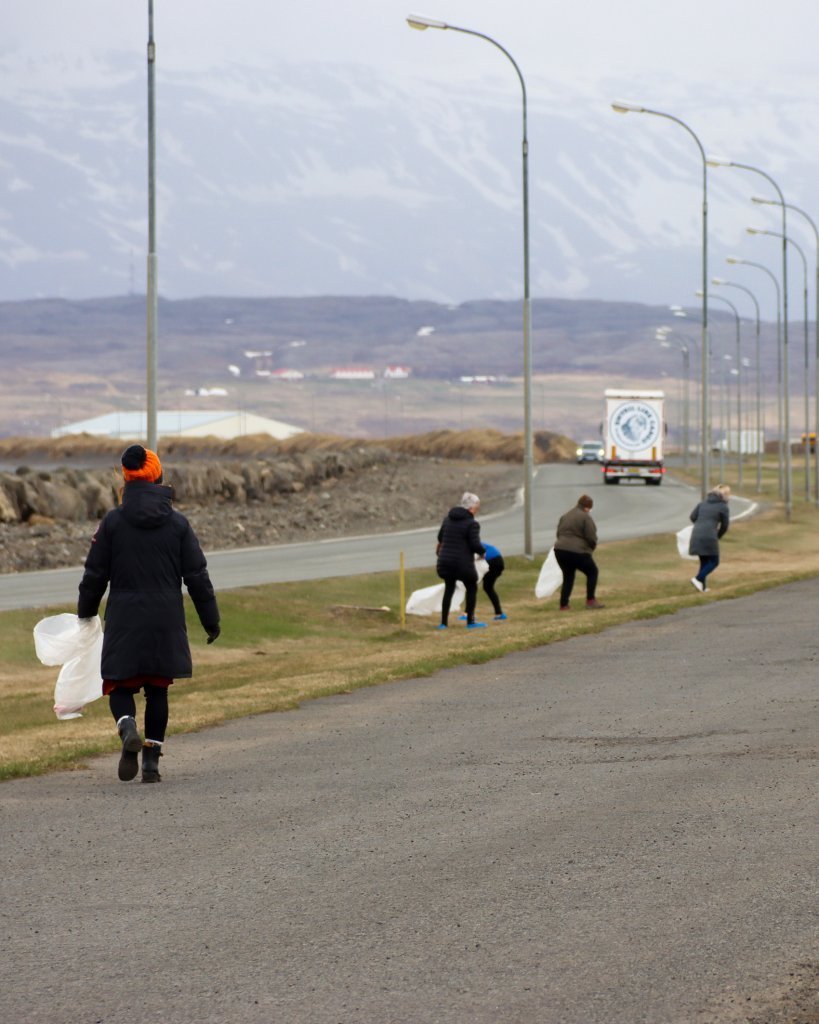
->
xmin=205 ymin=624 xmax=221 ymax=645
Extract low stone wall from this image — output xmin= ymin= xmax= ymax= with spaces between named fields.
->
xmin=0 ymin=447 xmax=395 ymax=524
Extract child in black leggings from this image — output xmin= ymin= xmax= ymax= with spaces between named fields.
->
xmin=481 ymin=543 xmax=507 ymax=620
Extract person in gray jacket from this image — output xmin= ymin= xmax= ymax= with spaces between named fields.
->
xmin=689 ymin=483 xmax=731 ymax=593
xmin=554 ymin=494 xmax=604 ymax=610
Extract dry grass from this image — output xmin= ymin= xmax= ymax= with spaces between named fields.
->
xmin=0 ymin=427 xmax=576 ymax=465
xmin=3 ymin=497 xmax=819 ymax=781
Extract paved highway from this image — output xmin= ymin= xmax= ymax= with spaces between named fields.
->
xmin=0 ymin=465 xmax=754 ymax=610
xmin=1 ymin=576 xmax=812 ymax=1023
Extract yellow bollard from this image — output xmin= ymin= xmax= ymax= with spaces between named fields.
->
xmin=399 ymin=551 xmax=406 ymax=629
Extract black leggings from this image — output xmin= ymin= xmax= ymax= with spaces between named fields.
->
xmin=554 ymin=549 xmax=598 ymax=607
xmin=482 ymin=556 xmax=505 ymax=615
xmin=109 ymin=685 xmax=169 ymax=743
xmin=438 ymin=568 xmax=478 ymax=626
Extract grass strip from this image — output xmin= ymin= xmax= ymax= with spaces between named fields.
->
xmin=2 ymin=492 xmax=819 ymax=782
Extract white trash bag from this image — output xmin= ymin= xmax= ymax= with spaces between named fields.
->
xmin=33 ymin=613 xmax=104 ymax=720
xmin=535 ymin=548 xmax=563 ymax=599
xmin=405 ymin=581 xmax=466 ymax=617
xmin=676 ymin=524 xmax=697 ymax=561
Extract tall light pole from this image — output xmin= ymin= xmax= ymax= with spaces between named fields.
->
xmin=665 ymin=308 xmax=702 ymax=466
xmin=408 ymin=15 xmax=533 ymax=557
xmin=707 ymin=157 xmax=790 ymax=517
xmin=726 ymin=256 xmax=784 ymax=499
xmin=748 ymin=227 xmax=810 ymax=501
xmin=712 ymin=277 xmax=762 ymax=491
xmin=146 ymin=0 xmax=158 ymax=451
xmin=753 ymin=197 xmax=819 ymax=503
xmin=656 ymin=328 xmax=691 ymax=467
xmin=612 ymin=101 xmax=710 ymax=497
xmin=700 ymin=290 xmax=742 ymax=485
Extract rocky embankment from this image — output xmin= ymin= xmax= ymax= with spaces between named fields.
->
xmin=0 ymin=449 xmax=522 ymax=575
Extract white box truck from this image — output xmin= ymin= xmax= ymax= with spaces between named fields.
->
xmin=602 ymin=389 xmax=666 ymax=485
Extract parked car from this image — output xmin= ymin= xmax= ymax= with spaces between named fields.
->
xmin=576 ymin=441 xmax=604 ymax=464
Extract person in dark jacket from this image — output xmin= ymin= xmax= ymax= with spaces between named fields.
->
xmin=77 ymin=445 xmax=220 ymax=783
xmin=554 ymin=494 xmax=605 ymax=610
xmin=436 ymin=491 xmax=486 ymax=629
xmin=689 ymin=483 xmax=731 ymax=593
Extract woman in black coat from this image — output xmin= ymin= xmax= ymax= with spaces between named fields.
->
xmin=689 ymin=483 xmax=731 ymax=593
xmin=436 ymin=491 xmax=486 ymax=630
xmin=77 ymin=445 xmax=220 ymax=783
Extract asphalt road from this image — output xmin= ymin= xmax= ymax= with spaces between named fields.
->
xmin=0 ymin=465 xmax=754 ymax=610
xmin=1 ymin=577 xmax=814 ymax=1023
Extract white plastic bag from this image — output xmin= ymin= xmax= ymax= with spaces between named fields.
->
xmin=535 ymin=548 xmax=563 ymax=599
xmin=676 ymin=524 xmax=697 ymax=561
xmin=405 ymin=581 xmax=466 ymax=617
xmin=33 ymin=613 xmax=104 ymax=720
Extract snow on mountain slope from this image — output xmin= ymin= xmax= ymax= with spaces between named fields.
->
xmin=1 ymin=52 xmax=816 ymax=320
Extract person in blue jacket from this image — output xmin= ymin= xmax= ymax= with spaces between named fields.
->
xmin=480 ymin=542 xmax=507 ymax=620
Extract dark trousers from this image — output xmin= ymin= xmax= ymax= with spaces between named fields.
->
xmin=696 ymin=554 xmax=720 ymax=586
xmin=554 ymin=548 xmax=598 ymax=607
xmin=438 ymin=567 xmax=478 ymax=626
xmin=109 ymin=684 xmax=169 ymax=743
xmin=482 ymin=556 xmax=505 ymax=615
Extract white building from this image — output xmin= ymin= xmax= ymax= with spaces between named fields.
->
xmin=329 ymin=367 xmax=376 ymax=381
xmin=51 ymin=410 xmax=304 ymax=441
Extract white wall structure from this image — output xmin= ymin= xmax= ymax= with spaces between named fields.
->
xmin=51 ymin=410 xmax=304 ymax=441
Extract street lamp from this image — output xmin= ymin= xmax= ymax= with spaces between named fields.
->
xmin=699 ymin=290 xmax=742 ymax=485
xmin=409 ymin=14 xmax=534 ymax=557
xmin=707 ymin=157 xmax=790 ymax=517
xmin=726 ymin=256 xmax=784 ymax=499
xmin=657 ymin=329 xmax=691 ymax=467
xmin=612 ymin=101 xmax=710 ymax=496
xmin=753 ymin=196 xmax=819 ymax=503
xmin=748 ymin=226 xmax=810 ymax=501
xmin=712 ymin=277 xmax=763 ymax=491
xmin=146 ymin=0 xmax=158 ymax=452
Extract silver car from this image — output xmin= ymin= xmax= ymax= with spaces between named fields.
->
xmin=576 ymin=441 xmax=604 ymax=464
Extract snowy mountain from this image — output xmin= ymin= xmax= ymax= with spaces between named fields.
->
xmin=1 ymin=51 xmax=816 ymax=320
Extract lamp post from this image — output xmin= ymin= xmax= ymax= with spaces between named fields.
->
xmin=612 ymin=101 xmax=710 ymax=497
xmin=712 ymin=277 xmax=762 ymax=491
xmin=754 ymin=197 xmax=819 ymax=503
xmin=145 ymin=0 xmax=158 ymax=452
xmin=665 ymin=307 xmax=702 ymax=464
xmin=749 ymin=227 xmax=810 ymax=501
xmin=657 ymin=328 xmax=691 ymax=467
xmin=699 ymin=290 xmax=742 ymax=485
xmin=409 ymin=14 xmax=534 ymax=557
xmin=726 ymin=256 xmax=786 ymax=505
xmin=707 ymin=158 xmax=790 ymax=517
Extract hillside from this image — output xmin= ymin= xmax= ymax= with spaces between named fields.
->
xmin=0 ymin=294 xmax=776 ymax=441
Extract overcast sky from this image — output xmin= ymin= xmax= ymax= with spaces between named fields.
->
xmin=4 ymin=0 xmax=818 ymax=318
xmin=6 ymin=0 xmax=817 ymax=87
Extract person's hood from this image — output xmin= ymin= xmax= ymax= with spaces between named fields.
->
xmin=447 ymin=506 xmax=473 ymax=522
xmin=706 ymin=492 xmax=727 ymax=504
xmin=120 ymin=480 xmax=174 ymax=529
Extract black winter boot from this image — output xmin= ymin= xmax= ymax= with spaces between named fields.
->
xmin=141 ymin=743 xmax=162 ymax=783
xmin=117 ymin=716 xmax=142 ymax=782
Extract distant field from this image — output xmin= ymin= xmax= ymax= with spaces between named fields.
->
xmin=9 ymin=369 xmax=781 ymax=445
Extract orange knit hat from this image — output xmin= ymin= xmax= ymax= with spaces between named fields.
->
xmin=121 ymin=445 xmax=163 ymax=483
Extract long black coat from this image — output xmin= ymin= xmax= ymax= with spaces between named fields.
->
xmin=77 ymin=480 xmax=220 ymax=680
xmin=436 ymin=506 xmax=485 ymax=581
xmin=689 ymin=492 xmax=730 ymax=557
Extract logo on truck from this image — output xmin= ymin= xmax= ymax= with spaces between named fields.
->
xmin=610 ymin=402 xmax=661 ymax=452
